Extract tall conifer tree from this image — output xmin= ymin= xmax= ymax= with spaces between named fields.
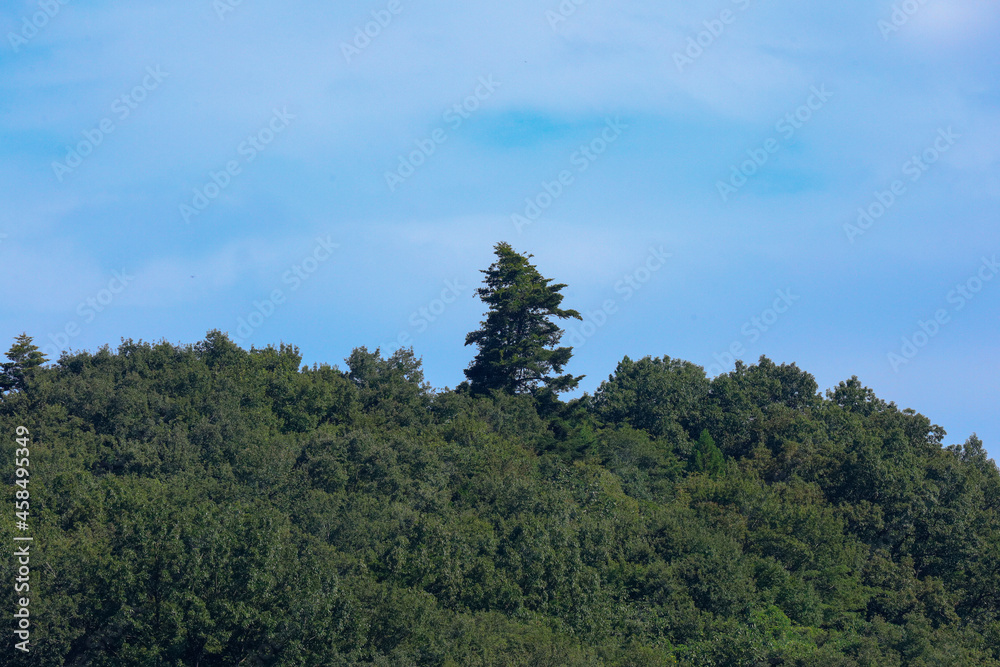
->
xmin=0 ymin=333 xmax=46 ymax=394
xmin=464 ymin=242 xmax=583 ymax=396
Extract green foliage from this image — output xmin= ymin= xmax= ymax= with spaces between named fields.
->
xmin=347 ymin=345 xmax=432 ymax=427
xmin=464 ymin=242 xmax=584 ymax=396
xmin=591 ymin=354 xmax=710 ymax=443
xmin=690 ymin=429 xmax=725 ymax=477
xmin=1 ymin=333 xmax=997 ymax=666
xmin=0 ymin=332 xmax=47 ymax=394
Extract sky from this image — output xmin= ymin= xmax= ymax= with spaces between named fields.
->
xmin=2 ymin=0 xmax=998 ymax=460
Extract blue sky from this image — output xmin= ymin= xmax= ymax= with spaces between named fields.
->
xmin=2 ymin=0 xmax=998 ymax=459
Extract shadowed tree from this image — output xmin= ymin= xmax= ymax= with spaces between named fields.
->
xmin=463 ymin=242 xmax=583 ymax=396
xmin=690 ymin=428 xmax=725 ymax=477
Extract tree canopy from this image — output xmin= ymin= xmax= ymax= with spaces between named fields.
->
xmin=0 ymin=285 xmax=996 ymax=664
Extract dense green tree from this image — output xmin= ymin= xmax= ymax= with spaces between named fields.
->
xmin=0 ymin=332 xmax=46 ymax=394
xmin=690 ymin=429 xmax=725 ymax=477
xmin=347 ymin=346 xmax=432 ymax=428
xmin=949 ymin=432 xmax=997 ymax=475
xmin=463 ymin=242 xmax=583 ymax=396
xmin=591 ymin=354 xmax=710 ymax=443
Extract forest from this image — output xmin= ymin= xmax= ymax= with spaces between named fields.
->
xmin=1 ymin=243 xmax=998 ymax=666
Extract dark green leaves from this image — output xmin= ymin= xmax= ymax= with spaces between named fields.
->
xmin=464 ymin=242 xmax=583 ymax=396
